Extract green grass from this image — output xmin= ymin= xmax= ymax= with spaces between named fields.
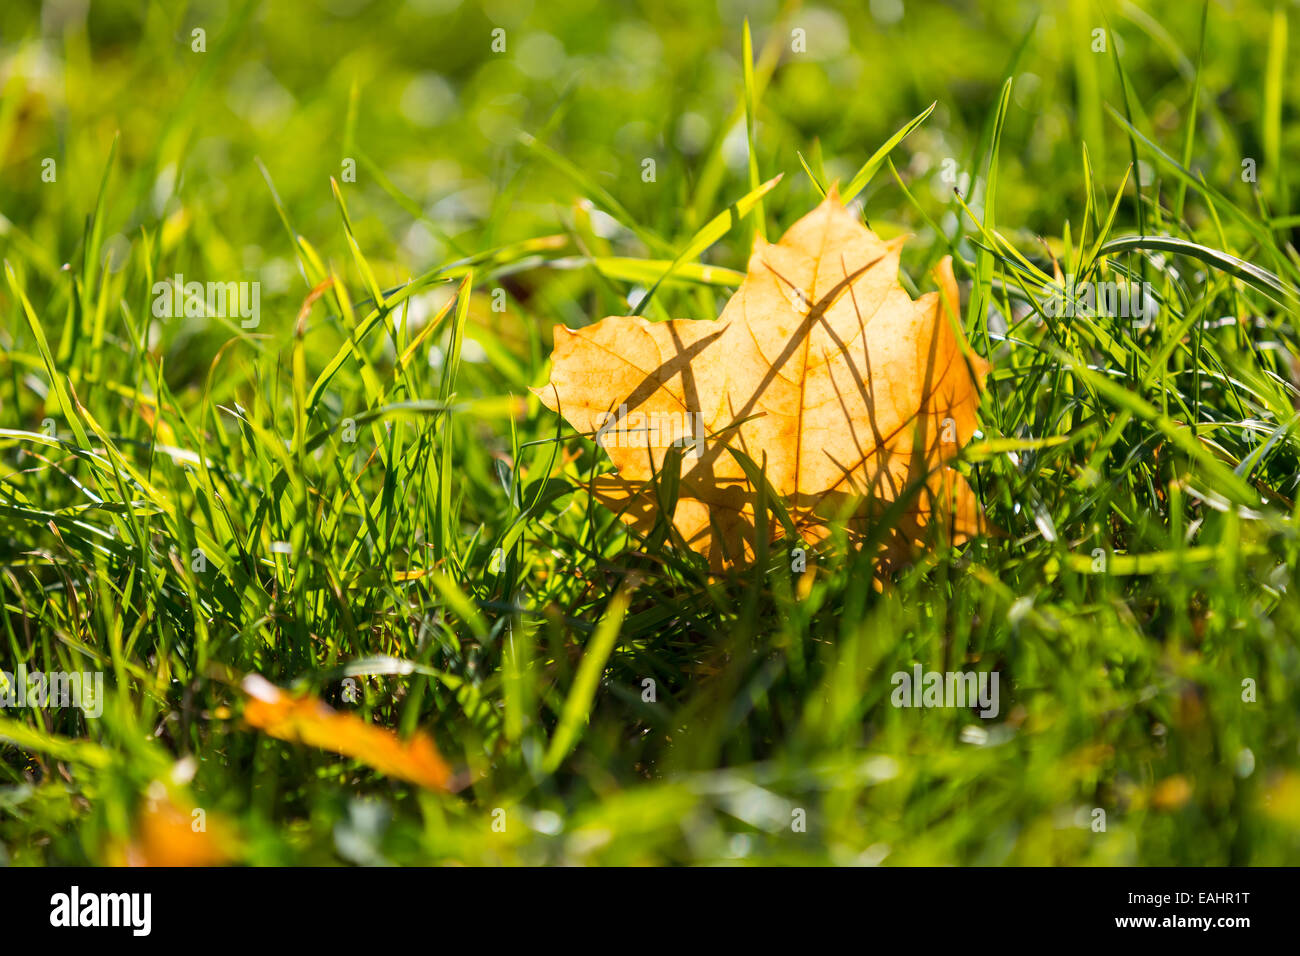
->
xmin=2 ymin=0 xmax=1300 ymax=865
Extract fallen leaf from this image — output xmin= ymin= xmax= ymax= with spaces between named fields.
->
xmin=105 ymin=784 xmax=236 ymax=867
xmin=241 ymin=675 xmax=453 ymax=791
xmin=536 ymin=190 xmax=989 ymax=568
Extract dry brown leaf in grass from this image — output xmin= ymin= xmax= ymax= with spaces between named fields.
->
xmin=535 ymin=190 xmax=990 ymax=569
xmin=241 ymin=675 xmax=453 ymax=792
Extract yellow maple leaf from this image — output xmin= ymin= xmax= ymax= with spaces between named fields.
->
xmin=241 ymin=675 xmax=453 ymax=792
xmin=536 ymin=190 xmax=990 ymax=569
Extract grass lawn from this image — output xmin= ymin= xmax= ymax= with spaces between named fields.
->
xmin=2 ymin=0 xmax=1299 ymax=866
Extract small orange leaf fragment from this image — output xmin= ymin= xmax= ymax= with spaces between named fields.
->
xmin=106 ymin=787 xmax=236 ymax=867
xmin=241 ymin=675 xmax=452 ymax=791
xmin=1151 ymin=774 xmax=1193 ymax=811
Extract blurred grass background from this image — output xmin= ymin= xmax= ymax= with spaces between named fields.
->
xmin=1 ymin=0 xmax=1300 ymax=865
